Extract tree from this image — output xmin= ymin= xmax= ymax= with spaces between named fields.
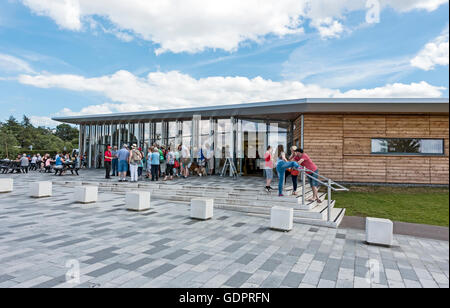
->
xmin=55 ymin=124 xmax=79 ymax=142
xmin=0 ymin=128 xmax=19 ymax=158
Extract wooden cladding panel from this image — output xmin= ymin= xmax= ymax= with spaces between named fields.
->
xmin=296 ymin=114 xmax=448 ymax=184
xmin=386 ymin=116 xmax=430 ymax=137
xmin=343 ymin=138 xmax=371 ymax=155
xmin=343 ymin=115 xmax=386 ymax=137
xmin=343 ymin=157 xmax=386 ymax=183
xmin=430 ymin=116 xmax=449 ymax=137
xmin=303 ymin=115 xmax=343 ymax=181
xmin=430 ymin=157 xmax=449 ymax=184
xmin=386 ymin=157 xmax=430 ymax=184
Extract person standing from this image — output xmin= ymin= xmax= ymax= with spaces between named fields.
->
xmin=297 ymin=149 xmax=321 ymax=203
xmin=36 ymin=153 xmax=42 ymax=170
xmin=289 ymin=148 xmax=301 ymax=195
xmin=159 ymin=146 xmax=166 ymax=179
xmin=204 ymin=143 xmax=214 ymax=176
xmin=137 ymin=147 xmax=144 ymax=178
xmin=111 ymin=146 xmax=118 ymax=176
xmin=129 ymin=144 xmax=142 ymax=182
xmin=164 ymin=146 xmax=175 ymax=181
xmin=30 ymin=155 xmax=37 ymax=170
xmin=175 ymin=145 xmax=181 ymax=177
xmin=104 ymin=145 xmax=112 ymax=179
xmin=20 ymin=153 xmax=30 ymax=173
xmin=117 ymin=144 xmax=130 ymax=182
xmin=275 ymin=145 xmax=300 ymax=197
xmin=150 ymin=148 xmax=160 ymax=181
xmin=146 ymin=147 xmax=153 ymax=179
xmin=180 ymin=143 xmax=190 ymax=178
xmin=264 ymin=146 xmax=275 ymax=192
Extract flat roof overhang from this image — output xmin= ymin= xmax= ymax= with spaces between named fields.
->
xmin=52 ymin=98 xmax=450 ymax=124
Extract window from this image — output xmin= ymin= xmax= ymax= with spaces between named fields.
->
xmin=371 ymin=138 xmax=444 ymax=155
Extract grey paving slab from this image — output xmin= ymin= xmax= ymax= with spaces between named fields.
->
xmin=0 ymin=170 xmax=448 ymax=288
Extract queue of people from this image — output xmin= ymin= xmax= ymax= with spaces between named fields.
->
xmin=105 ymin=143 xmax=214 ymax=182
xmin=101 ymin=142 xmax=321 ymax=199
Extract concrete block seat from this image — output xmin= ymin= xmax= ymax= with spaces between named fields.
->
xmin=366 ymin=217 xmax=393 ymax=246
xmin=74 ymin=186 xmax=98 ymax=204
xmin=126 ymin=191 xmax=151 ymax=211
xmin=0 ymin=178 xmax=13 ymax=193
xmin=270 ymin=206 xmax=293 ymax=231
xmin=30 ymin=181 xmax=52 ymax=198
xmin=190 ymin=198 xmax=214 ymax=220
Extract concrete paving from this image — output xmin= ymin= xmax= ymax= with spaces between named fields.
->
xmin=0 ymin=170 xmax=448 ymax=288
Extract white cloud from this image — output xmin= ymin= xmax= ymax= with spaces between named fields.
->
xmin=20 ymin=0 xmax=448 ymax=54
xmin=411 ymin=27 xmax=449 ymax=70
xmin=385 ymin=0 xmax=448 ymax=12
xmin=22 ymin=0 xmax=82 ymax=31
xmin=0 ymin=53 xmax=35 ymax=74
xmin=310 ymin=18 xmax=344 ymax=38
xmin=336 ymin=81 xmax=446 ymax=98
xmin=29 ymin=115 xmax=60 ymax=127
xmin=18 ymin=70 xmax=447 ymax=116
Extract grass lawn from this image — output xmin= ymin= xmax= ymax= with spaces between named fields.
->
xmin=331 ymin=186 xmax=449 ymax=227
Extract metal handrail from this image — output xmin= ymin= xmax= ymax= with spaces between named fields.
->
xmin=297 ymin=166 xmax=349 ymax=223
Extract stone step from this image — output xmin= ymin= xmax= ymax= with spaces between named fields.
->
xmin=215 ymin=199 xmax=335 ymax=220
xmin=245 ymin=207 xmax=346 ymax=229
xmin=53 ymin=179 xmax=344 ymax=228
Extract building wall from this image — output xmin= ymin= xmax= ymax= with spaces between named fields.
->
xmin=300 ymin=114 xmax=449 ymax=184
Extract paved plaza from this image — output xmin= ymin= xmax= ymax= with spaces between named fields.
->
xmin=0 ymin=171 xmax=448 ymax=288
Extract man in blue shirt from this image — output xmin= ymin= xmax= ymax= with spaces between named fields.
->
xmin=117 ymin=144 xmax=130 ymax=182
xmin=150 ymin=148 xmax=160 ymax=181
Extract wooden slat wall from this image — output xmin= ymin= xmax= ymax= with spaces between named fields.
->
xmin=303 ymin=115 xmax=343 ymax=181
xmin=302 ymin=114 xmax=449 ymax=184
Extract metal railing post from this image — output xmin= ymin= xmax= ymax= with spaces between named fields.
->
xmin=327 ymin=179 xmax=332 ymax=223
xmin=301 ymin=169 xmax=305 ymax=206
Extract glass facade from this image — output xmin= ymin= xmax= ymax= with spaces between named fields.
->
xmin=77 ymin=117 xmax=292 ymax=172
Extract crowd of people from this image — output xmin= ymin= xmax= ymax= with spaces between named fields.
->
xmin=101 ymin=142 xmax=320 ymax=199
xmin=1 ymin=152 xmax=81 ymax=175
xmin=104 ymin=143 xmax=214 ymax=182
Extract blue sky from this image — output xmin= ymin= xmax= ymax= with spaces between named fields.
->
xmin=0 ymin=0 xmax=448 ymax=127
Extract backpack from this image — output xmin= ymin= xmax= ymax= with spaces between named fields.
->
xmin=131 ymin=150 xmax=141 ymax=162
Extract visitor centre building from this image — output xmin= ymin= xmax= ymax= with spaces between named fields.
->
xmin=53 ymin=98 xmax=449 ymax=185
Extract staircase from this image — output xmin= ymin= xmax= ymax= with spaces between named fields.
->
xmin=54 ymin=178 xmax=347 ymax=228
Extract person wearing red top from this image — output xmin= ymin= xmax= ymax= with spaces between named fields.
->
xmin=296 ymin=149 xmax=321 ymax=203
xmin=104 ymin=145 xmax=112 ymax=179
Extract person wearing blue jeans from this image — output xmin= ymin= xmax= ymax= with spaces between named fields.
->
xmin=111 ymin=146 xmax=118 ymax=176
xmin=276 ymin=160 xmax=300 ymax=196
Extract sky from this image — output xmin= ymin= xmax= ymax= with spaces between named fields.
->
xmin=0 ymin=0 xmax=448 ymax=127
